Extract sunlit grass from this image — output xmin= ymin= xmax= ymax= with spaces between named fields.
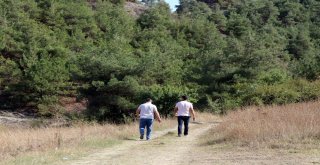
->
xmin=0 ymin=112 xmax=216 ymax=164
xmin=203 ymin=101 xmax=320 ymax=149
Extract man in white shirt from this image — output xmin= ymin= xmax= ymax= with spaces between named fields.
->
xmin=174 ymin=95 xmax=196 ymax=137
xmin=136 ymin=98 xmax=161 ymax=140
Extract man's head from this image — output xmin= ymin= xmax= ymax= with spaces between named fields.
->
xmin=181 ymin=95 xmax=188 ymax=101
xmin=146 ymin=98 xmax=152 ymax=103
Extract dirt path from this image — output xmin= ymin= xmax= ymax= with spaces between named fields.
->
xmin=68 ymin=122 xmax=320 ymax=165
xmin=0 ymin=115 xmax=32 ymax=127
xmin=68 ymin=122 xmax=216 ymax=165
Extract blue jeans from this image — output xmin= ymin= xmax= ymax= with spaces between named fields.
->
xmin=139 ymin=118 xmax=153 ymax=140
xmin=178 ymin=116 xmax=190 ymax=135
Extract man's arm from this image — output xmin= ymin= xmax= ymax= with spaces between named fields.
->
xmin=174 ymin=107 xmax=178 ymax=116
xmin=136 ymin=108 xmax=141 ymax=118
xmin=154 ymin=109 xmax=162 ymax=123
xmin=190 ymin=106 xmax=196 ymax=121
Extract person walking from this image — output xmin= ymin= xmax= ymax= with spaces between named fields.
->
xmin=136 ymin=98 xmax=161 ymax=140
xmin=174 ymin=95 xmax=196 ymax=137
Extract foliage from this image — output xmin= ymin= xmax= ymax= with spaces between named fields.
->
xmin=0 ymin=0 xmax=320 ymax=121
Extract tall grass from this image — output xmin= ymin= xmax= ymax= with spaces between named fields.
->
xmin=0 ymin=119 xmax=173 ymax=160
xmin=209 ymin=101 xmax=320 ymax=148
xmin=0 ymin=112 xmax=216 ymax=161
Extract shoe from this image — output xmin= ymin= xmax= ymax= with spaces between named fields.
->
xmin=178 ymin=134 xmax=181 ymax=137
xmin=184 ymin=134 xmax=188 ymax=136
xmin=140 ymin=135 xmax=144 ymax=140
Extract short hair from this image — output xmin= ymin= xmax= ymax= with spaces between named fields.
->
xmin=181 ymin=95 xmax=188 ymax=100
xmin=146 ymin=98 xmax=152 ymax=102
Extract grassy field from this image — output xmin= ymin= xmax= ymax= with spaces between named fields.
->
xmin=204 ymin=101 xmax=320 ymax=149
xmin=0 ymin=119 xmax=174 ymax=165
xmin=0 ymin=113 xmax=216 ymax=165
xmin=3 ymin=100 xmax=320 ymax=165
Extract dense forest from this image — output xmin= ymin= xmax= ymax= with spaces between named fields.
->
xmin=0 ymin=0 xmax=320 ymax=122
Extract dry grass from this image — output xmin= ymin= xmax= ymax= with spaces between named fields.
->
xmin=207 ymin=101 xmax=320 ymax=149
xmin=195 ymin=111 xmax=221 ymax=122
xmin=0 ymin=112 xmax=215 ymax=164
xmin=0 ymin=119 xmax=173 ymax=161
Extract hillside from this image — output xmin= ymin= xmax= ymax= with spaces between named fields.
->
xmin=125 ymin=2 xmax=148 ymax=17
xmin=0 ymin=0 xmax=320 ymax=122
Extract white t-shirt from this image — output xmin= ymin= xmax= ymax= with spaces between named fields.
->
xmin=138 ymin=102 xmax=157 ymax=119
xmin=176 ymin=101 xmax=193 ymax=116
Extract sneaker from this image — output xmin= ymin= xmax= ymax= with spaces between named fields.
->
xmin=178 ymin=134 xmax=181 ymax=137
xmin=140 ymin=135 xmax=144 ymax=140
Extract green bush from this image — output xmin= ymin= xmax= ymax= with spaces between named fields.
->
xmin=140 ymin=84 xmax=199 ymax=117
xmin=232 ymin=79 xmax=320 ymax=108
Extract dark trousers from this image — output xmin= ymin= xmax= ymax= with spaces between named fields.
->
xmin=139 ymin=118 xmax=153 ymax=140
xmin=178 ymin=116 xmax=190 ymax=135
